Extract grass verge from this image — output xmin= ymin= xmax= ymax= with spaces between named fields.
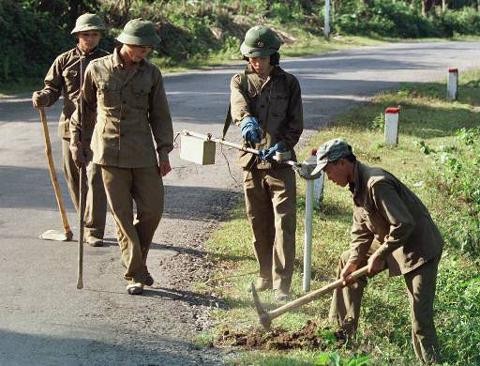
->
xmin=200 ymin=69 xmax=480 ymax=365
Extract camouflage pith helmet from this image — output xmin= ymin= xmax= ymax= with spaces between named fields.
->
xmin=116 ymin=19 xmax=161 ymax=47
xmin=311 ymin=138 xmax=353 ymax=175
xmin=71 ymin=13 xmax=106 ymax=34
xmin=240 ymin=26 xmax=282 ymax=58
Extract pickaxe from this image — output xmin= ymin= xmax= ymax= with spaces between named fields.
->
xmin=251 ymin=265 xmax=369 ymax=330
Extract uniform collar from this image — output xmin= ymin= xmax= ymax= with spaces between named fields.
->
xmin=245 ymin=64 xmax=285 ymax=77
xmin=112 ymin=47 xmax=147 ymax=70
xmin=351 ymin=161 xmax=365 ymax=206
xmin=75 ymin=46 xmax=100 ymax=57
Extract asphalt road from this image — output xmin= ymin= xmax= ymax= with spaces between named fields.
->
xmin=1 ymin=41 xmax=479 ymax=365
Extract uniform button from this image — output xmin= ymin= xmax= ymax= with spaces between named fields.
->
xmin=120 ymin=133 xmax=125 ymax=137
xmin=260 ymin=105 xmax=265 ymax=108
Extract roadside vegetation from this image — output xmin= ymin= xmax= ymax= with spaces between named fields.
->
xmin=2 ymin=0 xmax=480 ymax=93
xmin=200 ymin=70 xmax=480 ymax=365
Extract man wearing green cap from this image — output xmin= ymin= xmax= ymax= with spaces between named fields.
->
xmin=32 ymin=13 xmax=109 ymax=247
xmin=312 ymin=138 xmax=443 ymax=364
xmin=70 ymin=19 xmax=173 ymax=295
xmin=229 ymin=25 xmax=303 ymax=301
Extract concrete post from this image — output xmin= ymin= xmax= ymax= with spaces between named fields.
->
xmin=384 ymin=107 xmax=400 ymax=146
xmin=447 ymin=68 xmax=458 ymax=101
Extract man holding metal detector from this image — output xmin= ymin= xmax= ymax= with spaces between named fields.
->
xmin=70 ymin=19 xmax=173 ymax=295
xmin=32 ymin=13 xmax=108 ymax=247
xmin=229 ymin=26 xmax=303 ymax=302
xmin=310 ymin=138 xmax=443 ymax=364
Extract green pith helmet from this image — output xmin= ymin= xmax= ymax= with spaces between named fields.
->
xmin=116 ymin=18 xmax=161 ymax=47
xmin=71 ymin=13 xmax=106 ymax=34
xmin=240 ymin=26 xmax=282 ymax=58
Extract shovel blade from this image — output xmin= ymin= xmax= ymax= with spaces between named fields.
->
xmin=40 ymin=229 xmax=73 ymax=242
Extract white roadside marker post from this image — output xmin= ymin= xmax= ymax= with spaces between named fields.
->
xmin=447 ymin=68 xmax=458 ymax=101
xmin=384 ymin=107 xmax=400 ymax=146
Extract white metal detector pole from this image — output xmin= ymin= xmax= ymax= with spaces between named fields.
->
xmin=303 ymin=178 xmax=314 ymax=292
xmin=324 ymin=0 xmax=331 ymax=39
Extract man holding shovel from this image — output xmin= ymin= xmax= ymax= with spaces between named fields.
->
xmin=310 ymin=138 xmax=443 ymax=364
xmin=70 ymin=19 xmax=173 ymax=295
xmin=229 ymin=26 xmax=303 ymax=301
xmin=32 ymin=13 xmax=108 ymax=246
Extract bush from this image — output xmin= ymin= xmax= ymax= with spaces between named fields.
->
xmin=334 ymin=0 xmax=480 ymax=38
xmin=433 ymin=128 xmax=480 ymax=257
xmin=0 ymin=1 xmax=71 ymax=82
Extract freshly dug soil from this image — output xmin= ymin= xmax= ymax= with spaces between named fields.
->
xmin=216 ymin=320 xmax=330 ymax=351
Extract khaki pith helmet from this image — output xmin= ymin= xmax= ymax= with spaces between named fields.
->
xmin=240 ymin=26 xmax=282 ymax=58
xmin=71 ymin=13 xmax=106 ymax=34
xmin=116 ymin=19 xmax=161 ymax=47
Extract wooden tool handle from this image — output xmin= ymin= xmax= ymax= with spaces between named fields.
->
xmin=39 ymin=108 xmax=73 ymax=238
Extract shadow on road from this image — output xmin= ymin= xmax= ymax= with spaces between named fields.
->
xmin=0 ymin=328 xmax=221 ymax=366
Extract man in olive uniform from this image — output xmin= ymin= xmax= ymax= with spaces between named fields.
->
xmin=310 ymin=138 xmax=443 ymax=364
xmin=70 ymin=19 xmax=173 ymax=295
xmin=230 ymin=26 xmax=303 ymax=301
xmin=32 ymin=13 xmax=108 ymax=246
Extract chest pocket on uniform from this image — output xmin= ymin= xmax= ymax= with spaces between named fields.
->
xmin=62 ymin=69 xmax=79 ymax=94
xmin=270 ymin=88 xmax=289 ymax=119
xmin=130 ymin=82 xmax=150 ymax=110
xmin=98 ymin=79 xmax=122 ymax=108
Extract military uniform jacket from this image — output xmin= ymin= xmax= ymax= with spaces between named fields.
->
xmin=70 ymin=48 xmax=173 ymax=168
xmin=230 ymin=65 xmax=303 ymax=169
xmin=348 ymin=162 xmax=444 ymax=276
xmin=39 ymin=47 xmax=109 ymax=139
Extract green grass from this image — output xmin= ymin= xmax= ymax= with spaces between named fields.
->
xmin=199 ymin=69 xmax=480 ymax=365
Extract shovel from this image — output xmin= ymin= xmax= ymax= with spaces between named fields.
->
xmin=38 ymin=107 xmax=73 ymax=242
xmin=251 ymin=265 xmax=369 ymax=330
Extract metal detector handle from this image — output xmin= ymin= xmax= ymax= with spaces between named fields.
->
xmin=182 ymin=130 xmax=300 ymax=168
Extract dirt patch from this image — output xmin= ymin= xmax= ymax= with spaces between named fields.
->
xmin=215 ymin=320 xmax=334 ymax=351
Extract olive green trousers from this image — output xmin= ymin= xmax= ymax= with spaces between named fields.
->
xmin=329 ymin=249 xmax=442 ymax=364
xmin=101 ymin=165 xmax=163 ymax=284
xmin=62 ymin=139 xmax=107 ymax=240
xmin=243 ymin=167 xmax=296 ymax=293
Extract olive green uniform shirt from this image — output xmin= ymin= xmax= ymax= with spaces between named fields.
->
xmin=70 ymin=48 xmax=173 ymax=168
xmin=348 ymin=162 xmax=444 ymax=276
xmin=38 ymin=47 xmax=109 ymax=139
xmin=230 ymin=65 xmax=303 ymax=169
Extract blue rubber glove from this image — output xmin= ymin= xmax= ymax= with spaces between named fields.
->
xmin=259 ymin=141 xmax=287 ymax=161
xmin=240 ymin=116 xmax=261 ymax=144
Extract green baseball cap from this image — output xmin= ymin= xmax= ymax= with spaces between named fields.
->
xmin=311 ymin=138 xmax=353 ymax=175
xmin=71 ymin=13 xmax=105 ymax=34
xmin=116 ymin=19 xmax=161 ymax=47
xmin=240 ymin=26 xmax=282 ymax=58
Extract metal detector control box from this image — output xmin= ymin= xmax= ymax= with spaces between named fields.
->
xmin=180 ymin=134 xmax=216 ymax=165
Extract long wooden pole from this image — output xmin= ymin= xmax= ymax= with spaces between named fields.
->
xmin=39 ymin=107 xmax=73 ymax=240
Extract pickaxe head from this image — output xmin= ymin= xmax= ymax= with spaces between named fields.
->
xmin=250 ymin=282 xmax=272 ymax=330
